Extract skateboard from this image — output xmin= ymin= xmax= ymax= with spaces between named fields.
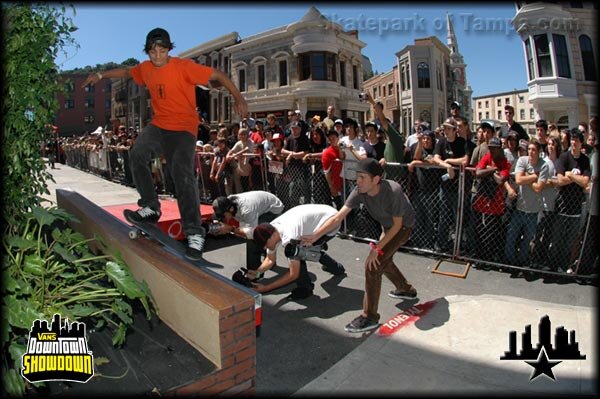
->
xmin=126 ymin=216 xmax=190 ymax=260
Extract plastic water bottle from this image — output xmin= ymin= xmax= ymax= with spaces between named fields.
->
xmin=441 ymin=173 xmax=450 ymax=182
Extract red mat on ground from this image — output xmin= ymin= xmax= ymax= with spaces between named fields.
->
xmin=104 ymin=198 xmax=214 ymax=241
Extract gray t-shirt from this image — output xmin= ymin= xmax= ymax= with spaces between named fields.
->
xmin=515 ymin=156 xmax=548 ymax=213
xmin=231 ymin=191 xmax=285 ymax=239
xmin=345 ymin=179 xmax=415 ymax=230
xmin=540 ymin=158 xmax=558 ymax=212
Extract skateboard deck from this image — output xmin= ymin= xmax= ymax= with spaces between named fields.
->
xmin=127 ymin=219 xmax=190 ymax=260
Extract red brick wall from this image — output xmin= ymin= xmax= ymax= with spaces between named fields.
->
xmin=168 ymin=302 xmax=257 ymax=396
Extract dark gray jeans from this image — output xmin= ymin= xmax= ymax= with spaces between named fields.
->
xmin=129 ymin=124 xmax=205 ymax=237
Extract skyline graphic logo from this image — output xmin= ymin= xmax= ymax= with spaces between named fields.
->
xmin=500 ymin=315 xmax=586 ymax=381
xmin=21 ymin=314 xmax=94 ymax=384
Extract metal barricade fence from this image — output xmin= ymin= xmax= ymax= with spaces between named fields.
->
xmin=264 ymin=157 xmax=337 ymax=211
xmin=337 ymin=159 xmax=595 ymax=280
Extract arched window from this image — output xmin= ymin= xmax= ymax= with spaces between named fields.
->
xmin=417 ymin=62 xmax=430 ymax=88
xmin=579 ymin=35 xmax=597 ymax=81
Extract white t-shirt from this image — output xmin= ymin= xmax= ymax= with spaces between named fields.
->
xmin=268 ymin=204 xmax=338 ymax=254
xmin=231 ymin=191 xmax=285 ymax=239
xmin=339 ymin=135 xmax=366 ymax=180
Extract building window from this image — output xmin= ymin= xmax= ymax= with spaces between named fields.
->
xmin=64 ymin=99 xmax=75 ymax=109
xmin=212 ymin=97 xmax=218 ymax=122
xmin=534 ymin=34 xmax=552 ymax=77
xmin=84 ymin=98 xmax=95 ymax=108
xmin=64 ymin=81 xmax=75 ymax=92
xmin=497 ymin=99 xmax=501 ymax=107
xmin=519 ymin=96 xmax=524 ymax=103
xmin=417 ymin=62 xmax=430 ymax=88
xmin=498 ymin=110 xmax=502 ymax=119
xmin=553 ymin=34 xmax=571 ymax=78
xmin=505 ymin=98 xmax=510 ymax=105
xmin=520 ymin=109 xmax=525 ymax=119
xmin=84 ymin=115 xmax=94 ymax=123
xmin=257 ymin=64 xmax=266 ymax=90
xmin=339 ymin=61 xmax=346 ymax=87
xmin=530 ymin=108 xmax=535 ymax=119
xmin=382 ymin=85 xmax=386 ymax=97
xmin=485 ymin=100 xmax=489 ymax=108
xmin=299 ymin=52 xmax=337 ymax=82
xmin=579 ymin=35 xmax=597 ymax=81
xmin=478 ymin=101 xmax=481 ymax=109
xmin=84 ymin=83 xmax=95 ymax=93
xmin=224 ymin=97 xmax=230 ymax=121
xmin=486 ymin=111 xmax=489 ymax=119
xmin=524 ymin=38 xmax=535 ymax=80
xmin=352 ymin=64 xmax=359 ymax=89
xmin=224 ymin=56 xmax=229 ymax=74
xmin=388 ymin=83 xmax=394 ymax=97
xmin=238 ymin=69 xmax=246 ymax=92
xmin=279 ymin=60 xmax=288 ymax=87
xmin=400 ymin=65 xmax=406 ymax=91
xmin=478 ymin=112 xmax=482 ymax=120
xmin=213 ymin=59 xmax=218 ymax=69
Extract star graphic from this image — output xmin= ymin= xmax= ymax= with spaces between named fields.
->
xmin=525 ymin=347 xmax=562 ymax=381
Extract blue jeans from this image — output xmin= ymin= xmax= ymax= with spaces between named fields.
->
xmin=129 ymin=124 xmax=205 ymax=237
xmin=436 ymin=185 xmax=459 ymax=251
xmin=504 ymin=209 xmax=538 ymax=266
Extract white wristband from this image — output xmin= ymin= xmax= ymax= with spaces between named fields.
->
xmin=96 ymin=72 xmax=103 ymax=80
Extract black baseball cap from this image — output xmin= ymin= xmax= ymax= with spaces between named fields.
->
xmin=212 ymin=196 xmax=233 ymax=220
xmin=145 ymin=28 xmax=174 ymax=52
xmin=355 ymin=158 xmax=384 ymax=177
xmin=450 ymin=101 xmax=461 ymax=109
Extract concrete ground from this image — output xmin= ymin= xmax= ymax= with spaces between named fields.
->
xmin=43 ymin=162 xmax=598 ymax=396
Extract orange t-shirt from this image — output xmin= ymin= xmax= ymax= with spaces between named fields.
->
xmin=130 ymin=57 xmax=213 ymax=135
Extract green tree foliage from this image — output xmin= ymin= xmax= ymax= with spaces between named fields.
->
xmin=2 ymin=3 xmax=77 ymax=230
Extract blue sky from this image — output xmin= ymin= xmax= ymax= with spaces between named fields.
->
xmin=58 ymin=3 xmax=526 ymax=98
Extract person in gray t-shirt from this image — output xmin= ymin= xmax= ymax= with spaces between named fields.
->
xmin=301 ymin=158 xmax=416 ymax=334
xmin=504 ymin=141 xmax=548 ymax=266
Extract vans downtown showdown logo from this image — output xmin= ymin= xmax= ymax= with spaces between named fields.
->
xmin=21 ymin=314 xmax=94 ymax=384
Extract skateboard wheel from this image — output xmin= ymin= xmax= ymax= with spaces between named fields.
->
xmin=128 ymin=229 xmax=139 ymax=239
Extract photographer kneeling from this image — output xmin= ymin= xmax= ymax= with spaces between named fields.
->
xmin=212 ymin=191 xmax=284 ymax=270
xmin=250 ymin=204 xmax=346 ymax=299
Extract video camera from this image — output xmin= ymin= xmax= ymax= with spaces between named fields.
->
xmin=203 ymin=221 xmax=226 ymax=236
xmin=284 ymin=239 xmax=326 ymax=262
xmin=232 ymin=267 xmax=253 ymax=288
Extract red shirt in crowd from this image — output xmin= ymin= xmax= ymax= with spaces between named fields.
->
xmin=473 ymin=151 xmax=511 ymax=215
xmin=321 ymin=145 xmax=343 ymax=194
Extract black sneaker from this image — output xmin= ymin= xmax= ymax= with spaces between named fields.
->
xmin=185 ymin=234 xmax=206 ymax=260
xmin=321 ymin=264 xmax=346 ymax=276
xmin=124 ymin=207 xmax=161 ymax=224
xmin=344 ymin=315 xmax=379 ymax=333
xmin=388 ymin=288 xmax=417 ymax=299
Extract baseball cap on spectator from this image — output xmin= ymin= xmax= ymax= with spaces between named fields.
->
xmin=196 ymin=140 xmax=203 ymax=147
xmin=253 ymin=223 xmax=276 ymax=249
xmin=312 ymin=115 xmax=321 ymax=122
xmin=355 ymin=158 xmax=384 ymax=177
xmin=488 ymin=137 xmax=502 ymax=148
xmin=479 ymin=121 xmax=495 ymax=131
xmin=334 ymin=119 xmax=344 ymax=126
xmin=450 ymin=101 xmax=461 ymax=109
xmin=294 ymin=110 xmax=302 ymax=115
xmin=290 ymin=121 xmax=301 ymax=129
xmin=365 ymin=120 xmax=378 ymax=130
xmin=423 ymin=130 xmax=436 ymax=141
xmin=442 ymin=118 xmax=457 ymax=129
xmin=271 ymin=133 xmax=284 ymax=142
xmin=518 ymin=139 xmax=529 ymax=151
xmin=145 ymin=28 xmax=173 ymax=52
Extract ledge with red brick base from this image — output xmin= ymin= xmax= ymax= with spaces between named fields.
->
xmin=56 ymin=189 xmax=256 ymax=395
